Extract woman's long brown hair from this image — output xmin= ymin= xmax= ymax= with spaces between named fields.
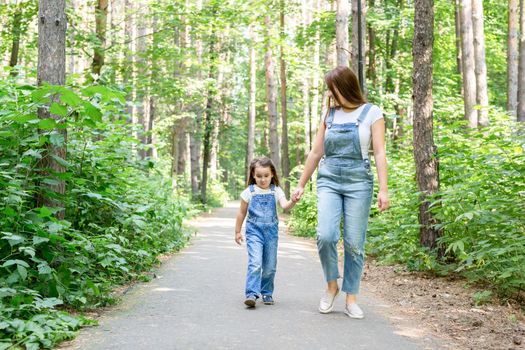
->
xmin=247 ymin=156 xmax=280 ymax=187
xmin=324 ymin=66 xmax=366 ymax=118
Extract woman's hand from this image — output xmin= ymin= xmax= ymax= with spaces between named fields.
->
xmin=378 ymin=190 xmax=389 ymax=212
xmin=292 ymin=186 xmax=305 ymax=202
xmin=235 ymin=231 xmax=244 ymax=245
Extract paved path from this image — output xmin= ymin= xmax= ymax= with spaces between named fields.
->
xmin=62 ymin=202 xmax=438 ymax=350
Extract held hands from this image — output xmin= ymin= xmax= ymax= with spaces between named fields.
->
xmin=291 ymin=186 xmax=305 ymax=202
xmin=235 ymin=231 xmax=244 ymax=245
xmin=378 ymin=190 xmax=390 ymax=212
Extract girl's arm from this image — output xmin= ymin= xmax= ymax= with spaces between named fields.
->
xmin=235 ymin=200 xmax=249 ymax=245
xmin=278 ymin=197 xmax=297 ymax=211
xmin=292 ymin=119 xmax=326 ymax=201
xmin=371 ymin=118 xmax=389 ymax=212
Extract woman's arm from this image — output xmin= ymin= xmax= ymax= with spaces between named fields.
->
xmin=292 ymin=119 xmax=326 ymax=201
xmin=234 ymin=200 xmax=249 ymax=244
xmin=371 ymin=118 xmax=389 ymax=212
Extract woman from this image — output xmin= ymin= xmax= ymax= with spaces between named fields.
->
xmin=292 ymin=66 xmax=389 ymax=319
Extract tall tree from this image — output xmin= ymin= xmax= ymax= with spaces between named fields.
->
xmin=135 ymin=4 xmax=148 ymax=159
xmin=123 ymin=0 xmax=134 ymax=122
xmin=280 ymin=0 xmax=290 ymax=198
xmin=91 ymin=0 xmax=108 ymax=77
xmin=8 ymin=3 xmax=22 ymax=76
xmin=517 ymin=0 xmax=525 ymax=122
xmin=459 ymin=0 xmax=478 ymax=127
xmin=336 ymin=0 xmax=349 ymax=66
xmin=264 ymin=15 xmax=280 ymax=174
xmin=352 ymin=0 xmax=366 ymax=92
xmin=246 ymin=25 xmax=256 ymax=181
xmin=36 ymin=0 xmax=67 ymax=218
xmin=302 ymin=0 xmax=311 ymax=153
xmin=367 ymin=0 xmax=377 ymax=86
xmin=508 ymin=0 xmax=519 ymax=116
xmin=412 ymin=0 xmax=441 ymax=250
xmin=472 ymin=0 xmax=488 ymax=126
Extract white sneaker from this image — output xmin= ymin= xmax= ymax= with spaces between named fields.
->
xmin=319 ymin=289 xmax=339 ymax=314
xmin=344 ymin=303 xmax=364 ymax=319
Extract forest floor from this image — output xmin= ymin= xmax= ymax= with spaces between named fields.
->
xmin=357 ymin=254 xmax=525 ymax=349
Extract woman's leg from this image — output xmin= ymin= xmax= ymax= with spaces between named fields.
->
xmin=317 ymin=187 xmax=343 ymax=292
xmin=341 ymin=189 xmax=373 ymax=299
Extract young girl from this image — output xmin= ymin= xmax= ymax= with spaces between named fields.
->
xmin=235 ymin=156 xmax=297 ymax=308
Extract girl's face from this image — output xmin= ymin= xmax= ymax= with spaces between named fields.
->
xmin=253 ymin=166 xmax=273 ymax=189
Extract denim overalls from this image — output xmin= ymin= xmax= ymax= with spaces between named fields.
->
xmin=244 ymin=184 xmax=279 ymax=298
xmin=316 ymin=104 xmax=374 ymax=294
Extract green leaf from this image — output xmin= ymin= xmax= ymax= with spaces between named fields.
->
xmin=82 ymin=101 xmax=102 ymax=121
xmin=33 ymin=236 xmax=50 ymax=245
xmin=50 ymin=102 xmax=68 ymax=117
xmin=51 ymin=154 xmax=71 ymax=167
xmin=38 ymin=118 xmax=57 ymax=130
xmin=2 ymin=259 xmax=30 ymax=268
xmin=49 ymin=132 xmax=65 ymax=146
xmin=17 ymin=264 xmax=27 ymax=280
xmin=59 ymin=88 xmax=83 ymax=107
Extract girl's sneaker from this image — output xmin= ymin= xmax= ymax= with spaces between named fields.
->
xmin=262 ymin=295 xmax=274 ymax=305
xmin=344 ymin=303 xmax=364 ymax=319
xmin=244 ymin=295 xmax=257 ymax=308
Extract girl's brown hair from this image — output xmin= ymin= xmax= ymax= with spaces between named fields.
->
xmin=324 ymin=66 xmax=366 ymax=118
xmin=247 ymin=156 xmax=280 ymax=187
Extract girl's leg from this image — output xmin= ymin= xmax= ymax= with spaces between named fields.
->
xmin=260 ymin=224 xmax=278 ymax=296
xmin=316 ymin=187 xmax=343 ymax=291
xmin=245 ymin=226 xmax=264 ymax=298
xmin=341 ymin=189 xmax=373 ymax=297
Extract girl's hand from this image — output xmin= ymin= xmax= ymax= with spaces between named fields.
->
xmin=378 ymin=190 xmax=389 ymax=212
xmin=292 ymin=186 xmax=304 ymax=202
xmin=235 ymin=231 xmax=244 ymax=245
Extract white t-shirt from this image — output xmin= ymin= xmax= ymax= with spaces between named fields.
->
xmin=240 ymin=185 xmax=285 ymax=204
xmin=324 ymin=104 xmax=383 ymax=159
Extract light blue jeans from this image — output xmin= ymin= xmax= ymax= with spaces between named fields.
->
xmin=245 ymin=221 xmax=278 ymax=298
xmin=244 ymin=186 xmax=279 ymax=298
xmin=316 ymin=159 xmax=373 ymax=294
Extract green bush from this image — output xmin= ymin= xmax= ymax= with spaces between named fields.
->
xmin=0 ymin=81 xmax=190 ymax=348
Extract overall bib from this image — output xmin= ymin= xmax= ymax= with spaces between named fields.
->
xmin=245 ymin=184 xmax=279 ymax=298
xmin=316 ymin=104 xmax=374 ymax=294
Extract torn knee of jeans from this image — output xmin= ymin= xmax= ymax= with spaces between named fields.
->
xmin=345 ymin=243 xmax=364 ymax=258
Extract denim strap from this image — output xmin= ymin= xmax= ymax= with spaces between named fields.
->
xmin=249 ymin=184 xmax=255 ymax=193
xmin=325 ymin=108 xmax=336 ymax=129
xmin=357 ymin=103 xmax=372 ymax=125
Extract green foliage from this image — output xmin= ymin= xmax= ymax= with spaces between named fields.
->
xmin=0 ymin=80 xmax=190 ymax=348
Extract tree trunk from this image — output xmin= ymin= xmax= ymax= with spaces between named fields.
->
xmin=265 ymin=15 xmax=280 ymax=174
xmin=336 ymin=0 xmax=349 ymax=66
xmin=136 ymin=7 xmax=148 ymax=159
xmin=472 ymin=0 xmax=489 ymax=126
xmin=302 ymin=0 xmax=311 ymax=154
xmin=91 ymin=0 xmax=108 ymax=77
xmin=246 ymin=28 xmax=256 ymax=182
xmin=9 ymin=6 xmax=22 ymax=76
xmin=201 ymin=23 xmax=218 ymax=204
xmin=310 ymin=0 xmax=321 ymax=145
xmin=124 ymin=0 xmax=134 ymax=123
xmin=367 ymin=0 xmax=377 ymax=86
xmin=459 ymin=0 xmax=478 ymax=127
xmin=280 ymin=0 xmax=290 ymax=198
xmin=352 ymin=0 xmax=367 ymax=92
xmin=516 ymin=0 xmax=525 ymax=122
xmin=454 ymin=0 xmax=463 ymax=80
xmin=508 ymin=0 xmax=519 ymax=116
xmin=36 ymin=0 xmax=67 ymax=219
xmin=413 ymin=0 xmax=441 ymax=251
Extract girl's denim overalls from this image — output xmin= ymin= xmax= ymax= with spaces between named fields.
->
xmin=316 ymin=104 xmax=374 ymax=294
xmin=244 ymin=184 xmax=279 ymax=298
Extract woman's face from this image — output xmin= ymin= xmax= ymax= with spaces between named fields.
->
xmin=253 ymin=166 xmax=273 ymax=189
xmin=329 ymin=86 xmax=350 ymax=107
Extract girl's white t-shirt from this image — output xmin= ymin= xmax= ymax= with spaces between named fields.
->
xmin=240 ymin=185 xmax=285 ymax=204
xmin=324 ymin=104 xmax=384 ymax=159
